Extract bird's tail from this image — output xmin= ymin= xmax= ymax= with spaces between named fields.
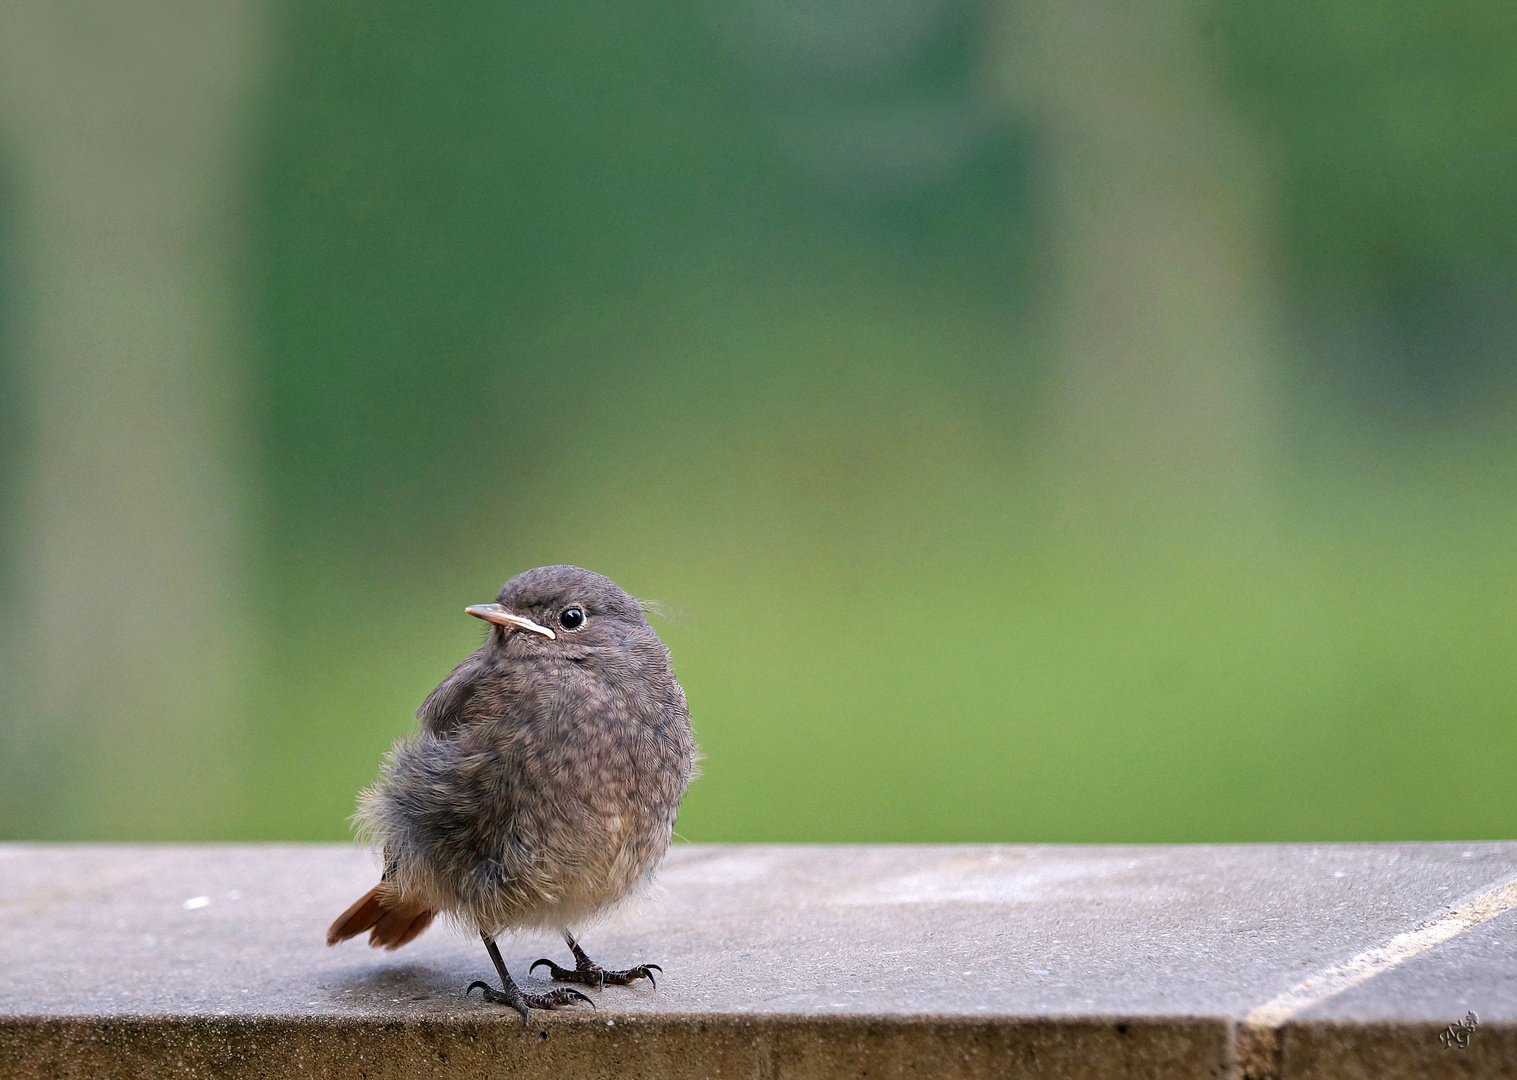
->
xmin=326 ymin=884 xmax=436 ymax=950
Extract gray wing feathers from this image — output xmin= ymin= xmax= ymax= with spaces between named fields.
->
xmin=416 ymin=650 xmax=489 ymax=735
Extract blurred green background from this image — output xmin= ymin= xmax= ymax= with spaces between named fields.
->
xmin=1 ymin=0 xmax=1515 ymax=842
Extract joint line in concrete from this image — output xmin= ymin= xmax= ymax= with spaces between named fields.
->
xmin=1234 ymin=871 xmax=1517 ymax=1080
xmin=1244 ymin=872 xmax=1517 ymax=1029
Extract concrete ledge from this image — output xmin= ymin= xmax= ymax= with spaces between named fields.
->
xmin=1 ymin=1015 xmax=1229 ymax=1080
xmin=2 ymin=843 xmax=1514 ymax=1078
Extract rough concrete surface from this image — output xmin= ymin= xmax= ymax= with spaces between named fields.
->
xmin=0 ymin=843 xmax=1513 ymax=1078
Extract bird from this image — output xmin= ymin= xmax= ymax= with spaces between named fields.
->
xmin=326 ymin=565 xmax=696 ymax=1019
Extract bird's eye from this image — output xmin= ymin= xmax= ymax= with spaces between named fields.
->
xmin=559 ymin=606 xmax=585 ymax=631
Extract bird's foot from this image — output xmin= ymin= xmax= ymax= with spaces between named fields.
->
xmin=530 ymin=956 xmax=661 ymax=989
xmin=466 ymin=980 xmax=593 ymax=1020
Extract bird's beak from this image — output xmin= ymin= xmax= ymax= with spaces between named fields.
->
xmin=465 ymin=604 xmax=557 ymax=639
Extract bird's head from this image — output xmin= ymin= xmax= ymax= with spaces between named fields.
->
xmin=466 ymin=564 xmax=650 ymax=654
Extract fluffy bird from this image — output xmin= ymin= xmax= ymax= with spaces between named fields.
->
xmin=327 ymin=565 xmax=696 ymax=1018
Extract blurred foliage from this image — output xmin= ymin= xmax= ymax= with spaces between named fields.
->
xmin=258 ymin=0 xmax=1032 ymax=541
xmin=1219 ymin=0 xmax=1517 ymax=408
xmin=3 ymin=0 xmax=1516 ymax=842
xmin=246 ymin=0 xmax=1043 ymax=841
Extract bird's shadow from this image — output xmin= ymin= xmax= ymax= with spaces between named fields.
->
xmin=324 ymin=953 xmax=588 ymax=1014
xmin=326 ymin=961 xmax=476 ymax=1011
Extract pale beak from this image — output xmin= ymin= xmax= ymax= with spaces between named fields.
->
xmin=465 ymin=603 xmax=557 ymax=639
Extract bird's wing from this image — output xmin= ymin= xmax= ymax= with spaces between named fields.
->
xmin=416 ymin=649 xmax=490 ymax=735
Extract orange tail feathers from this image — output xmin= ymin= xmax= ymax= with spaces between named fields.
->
xmin=327 ymin=884 xmax=436 ymax=950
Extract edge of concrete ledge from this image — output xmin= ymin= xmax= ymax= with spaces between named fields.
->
xmin=10 ymin=1013 xmax=1511 ymax=1080
xmin=0 ymin=1013 xmax=1234 ymax=1080
xmin=1272 ymin=1019 xmax=1517 ymax=1080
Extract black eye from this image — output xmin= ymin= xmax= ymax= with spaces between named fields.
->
xmin=559 ymin=607 xmax=585 ymax=631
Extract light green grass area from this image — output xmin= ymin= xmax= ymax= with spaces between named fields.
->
xmin=5 ymin=0 xmax=1517 ymax=843
xmin=238 ymin=281 xmax=1517 ymax=844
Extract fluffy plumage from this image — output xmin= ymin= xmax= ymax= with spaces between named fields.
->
xmin=327 ymin=566 xmax=695 ymax=998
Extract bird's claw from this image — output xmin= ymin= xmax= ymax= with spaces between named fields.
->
xmin=531 ymin=957 xmax=602 ymax=986
xmin=624 ymin=964 xmax=659 ymax=990
xmin=466 ymin=979 xmax=593 ymax=1020
xmin=541 ymin=987 xmax=595 ymax=1009
xmin=532 ymin=957 xmax=660 ymax=989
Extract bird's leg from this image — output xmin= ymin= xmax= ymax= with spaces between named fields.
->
xmin=467 ymin=933 xmax=592 ymax=1019
xmin=531 ymin=929 xmax=661 ymax=989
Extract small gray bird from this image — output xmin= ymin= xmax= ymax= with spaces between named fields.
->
xmin=327 ymin=565 xmax=696 ymax=1019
